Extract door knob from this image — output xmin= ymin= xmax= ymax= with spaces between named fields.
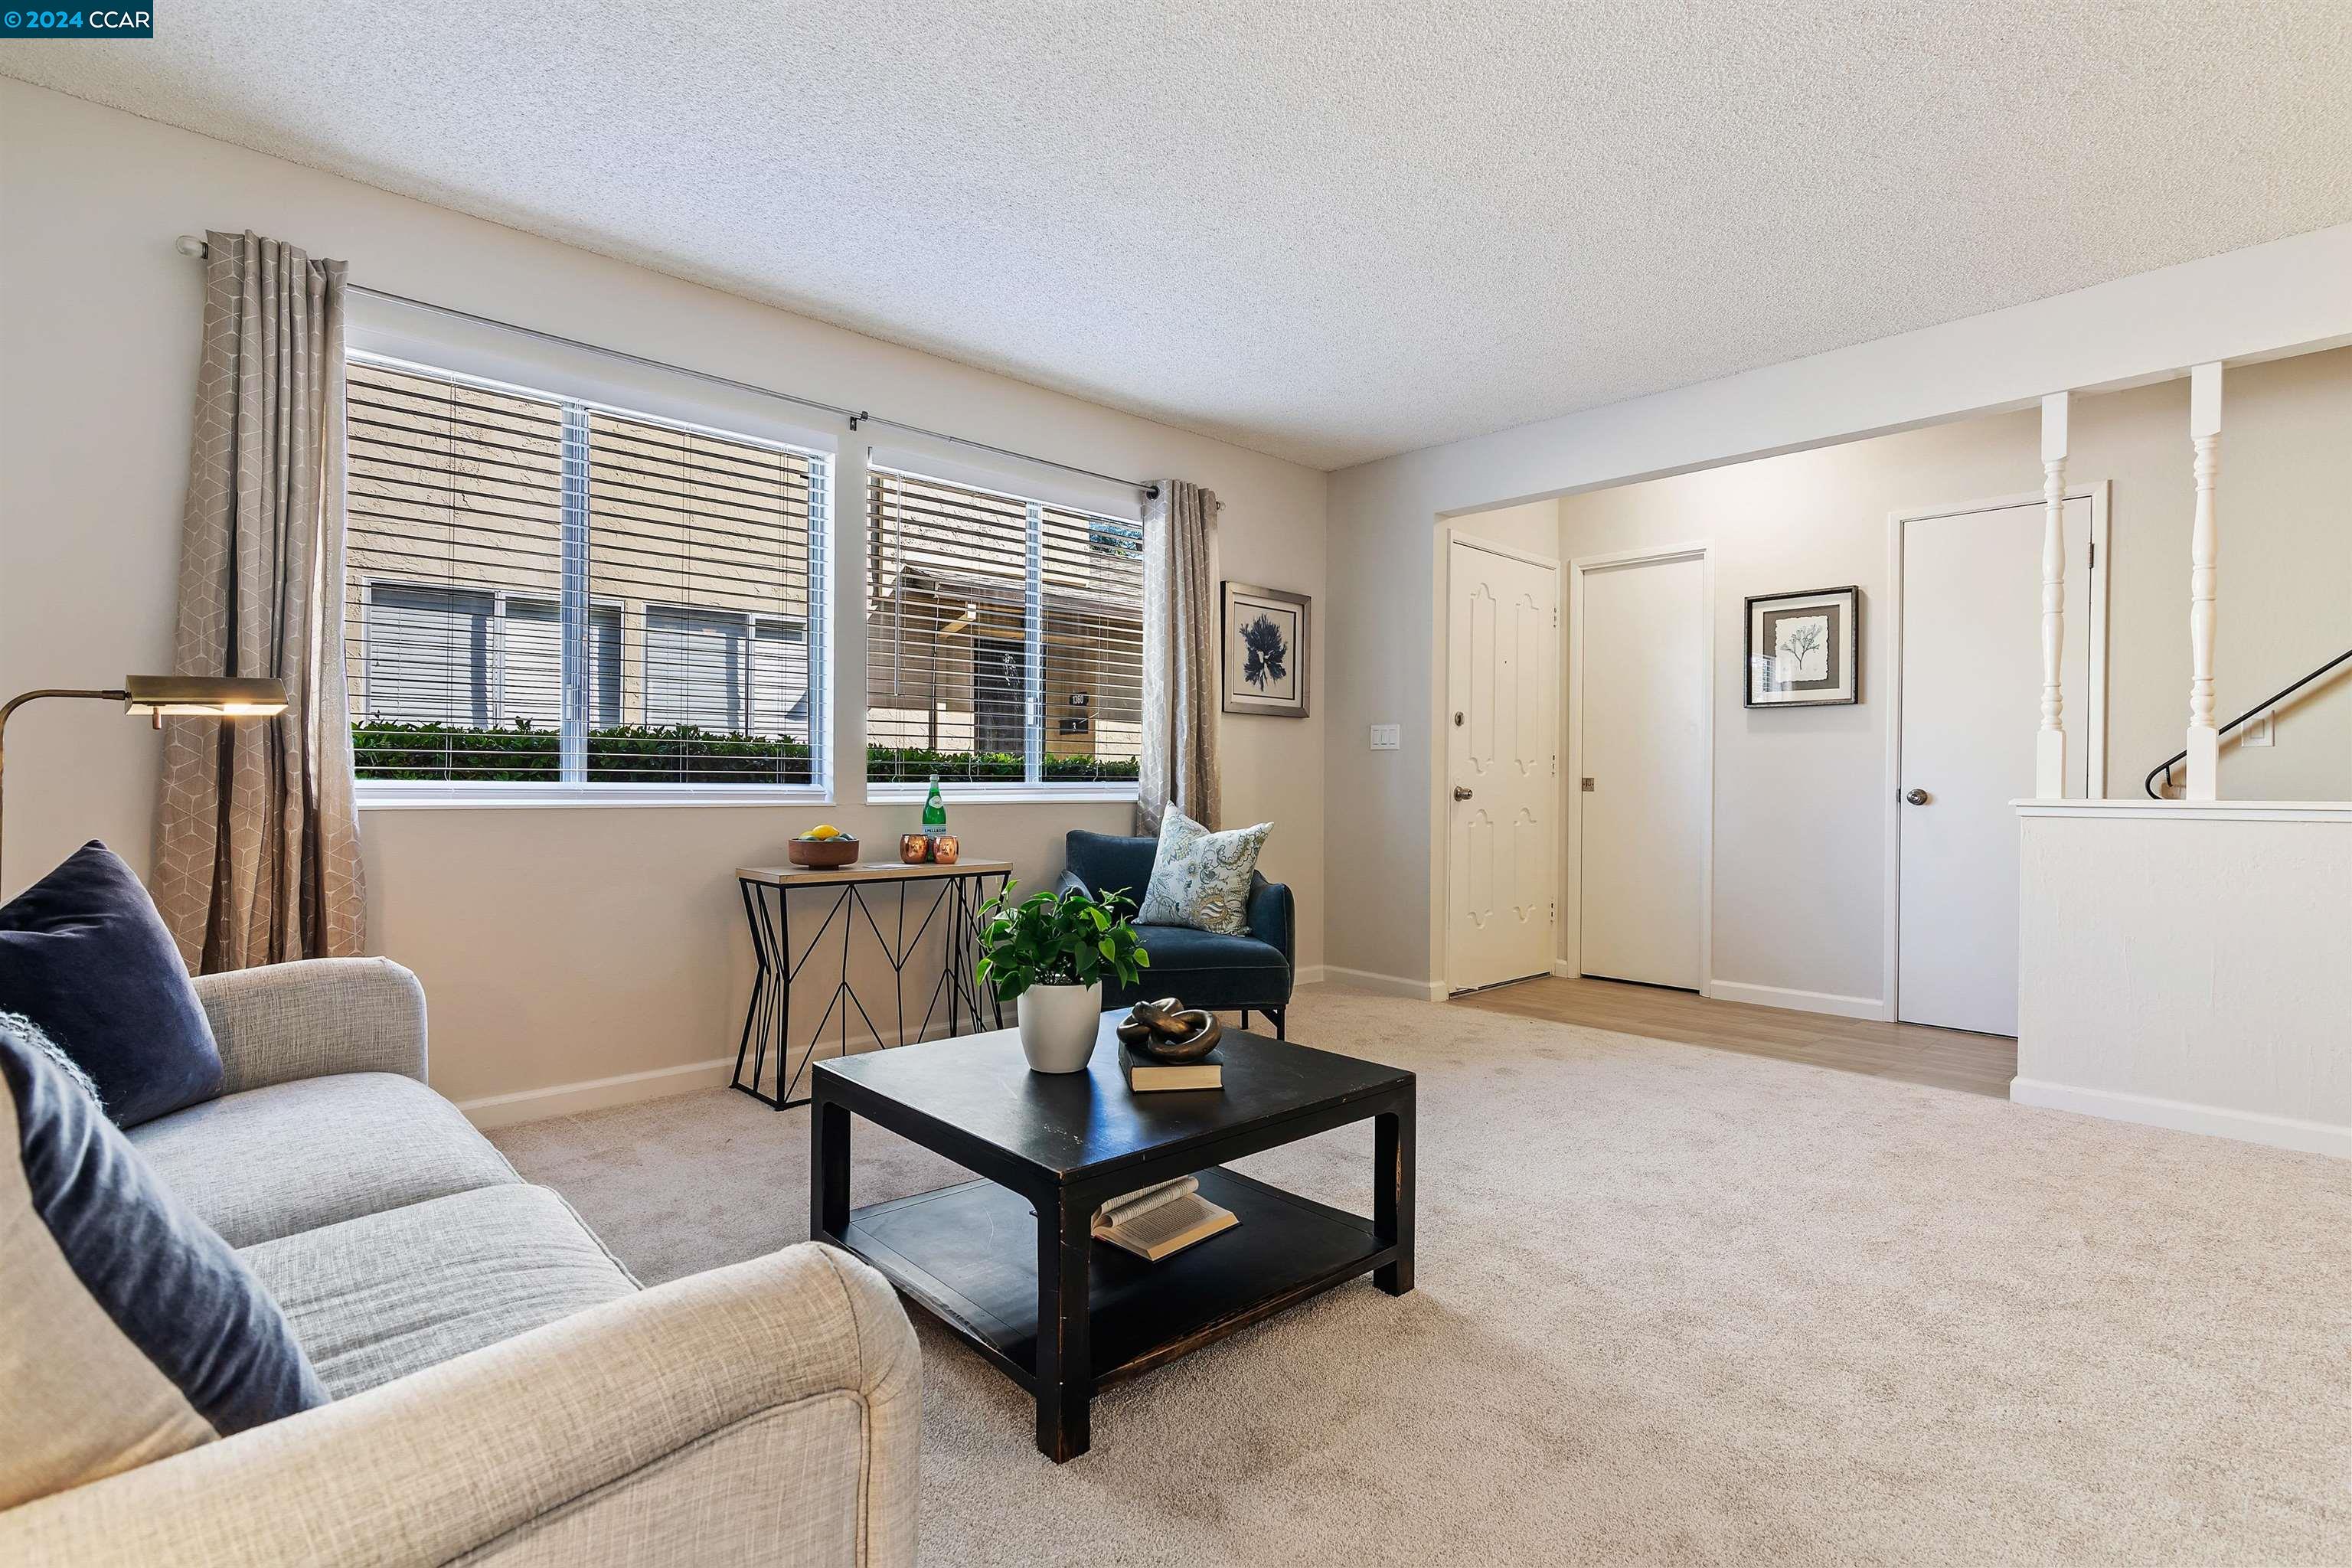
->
xmin=1452 ymin=786 xmax=1474 ymax=801
xmin=1904 ymin=788 xmax=1929 ymax=805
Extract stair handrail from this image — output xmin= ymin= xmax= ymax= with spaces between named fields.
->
xmin=2144 ymin=646 xmax=2352 ymax=798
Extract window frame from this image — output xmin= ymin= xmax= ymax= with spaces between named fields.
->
xmin=862 ymin=462 xmax=1144 ymax=805
xmin=356 ymin=576 xmax=626 ymax=734
xmin=639 ymin=600 xmax=813 ymax=737
xmin=347 ymin=351 xmax=834 ymax=809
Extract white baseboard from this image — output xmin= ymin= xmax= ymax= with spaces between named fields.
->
xmin=459 ymin=1057 xmax=738 ymax=1129
xmin=2010 ymin=1077 xmax=2351 ymax=1158
xmin=458 ymin=1017 xmax=981 ymax=1129
xmin=460 ymin=972 xmax=1407 ymax=1130
xmin=1545 ymin=963 xmax=1890 ymax=1022
xmin=1292 ymin=964 xmax=1327 ymax=986
xmin=1316 ymin=965 xmax=1448 ymax=1003
xmin=1704 ymin=979 xmax=1894 ymax=1022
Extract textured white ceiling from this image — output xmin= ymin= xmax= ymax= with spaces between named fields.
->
xmin=7 ymin=2 xmax=2350 ymax=469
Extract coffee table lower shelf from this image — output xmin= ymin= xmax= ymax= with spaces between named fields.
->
xmin=835 ymin=1166 xmax=1393 ymax=1395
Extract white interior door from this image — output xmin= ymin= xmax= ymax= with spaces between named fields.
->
xmin=1576 ymin=554 xmax=1707 ymax=989
xmin=1446 ymin=539 xmax=1560 ymax=992
xmin=1899 ymin=496 xmax=2095 ymax=1035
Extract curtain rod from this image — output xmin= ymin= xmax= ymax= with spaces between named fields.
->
xmin=175 ymin=234 xmax=1159 ymax=499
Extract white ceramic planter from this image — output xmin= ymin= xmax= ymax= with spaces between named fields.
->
xmin=1017 ymin=980 xmax=1104 ymax=1073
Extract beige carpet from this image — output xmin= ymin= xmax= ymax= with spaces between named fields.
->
xmin=490 ymin=985 xmax=2349 ymax=1566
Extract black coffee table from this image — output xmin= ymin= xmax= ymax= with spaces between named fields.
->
xmin=810 ymin=1013 xmax=1415 ymax=1462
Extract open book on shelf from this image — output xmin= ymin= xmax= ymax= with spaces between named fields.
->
xmin=1089 ymin=1175 xmax=1238 ymax=1263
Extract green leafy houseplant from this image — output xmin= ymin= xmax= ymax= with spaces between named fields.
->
xmin=975 ymin=881 xmax=1149 ymax=1003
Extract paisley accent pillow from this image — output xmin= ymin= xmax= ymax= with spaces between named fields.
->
xmin=1138 ymin=811 xmax=1271 ymax=936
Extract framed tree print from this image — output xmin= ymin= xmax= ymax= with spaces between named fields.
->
xmin=1221 ymin=581 xmax=1311 ymax=717
xmin=1745 ymin=586 xmax=1860 ymax=707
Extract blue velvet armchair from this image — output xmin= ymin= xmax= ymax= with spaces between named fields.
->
xmin=1055 ymin=830 xmax=1295 ymax=1039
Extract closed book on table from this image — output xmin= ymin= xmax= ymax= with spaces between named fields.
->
xmin=1119 ymin=1041 xmax=1222 ymax=1092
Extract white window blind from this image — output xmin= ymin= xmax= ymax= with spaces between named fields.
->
xmin=865 ymin=466 xmax=1142 ymax=790
xmin=345 ymin=358 xmax=826 ymax=791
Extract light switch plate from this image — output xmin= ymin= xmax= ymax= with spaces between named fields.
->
xmin=1369 ymin=724 xmax=1400 ymax=751
xmin=2241 ymin=709 xmax=2274 ymax=746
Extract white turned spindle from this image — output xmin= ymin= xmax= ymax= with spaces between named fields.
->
xmin=2036 ymin=392 xmax=2069 ymax=798
xmin=2185 ymin=362 xmax=2223 ymax=801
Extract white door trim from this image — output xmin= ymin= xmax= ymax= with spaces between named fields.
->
xmin=1882 ymin=481 xmax=2110 ymax=1027
xmin=1564 ymin=540 xmax=1714 ymax=995
xmin=1442 ymin=530 xmax=1564 ymax=995
xmin=1448 ymin=531 xmax=1563 ymax=573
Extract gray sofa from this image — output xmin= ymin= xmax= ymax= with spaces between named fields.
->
xmin=0 ymin=957 xmax=919 ymax=1567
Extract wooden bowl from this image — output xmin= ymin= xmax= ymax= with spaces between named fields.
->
xmin=787 ymin=835 xmax=859 ymax=868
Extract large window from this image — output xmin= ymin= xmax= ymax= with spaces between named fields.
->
xmin=864 ymin=466 xmax=1142 ymax=792
xmin=345 ymin=358 xmax=827 ymax=792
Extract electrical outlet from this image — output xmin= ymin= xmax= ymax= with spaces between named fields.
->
xmin=2242 ymin=709 xmax=2274 ymax=747
xmin=1369 ymin=724 xmax=1400 ymax=751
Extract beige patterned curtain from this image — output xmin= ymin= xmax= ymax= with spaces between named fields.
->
xmin=152 ymin=230 xmax=365 ymax=970
xmin=1136 ymin=480 xmax=1221 ymax=835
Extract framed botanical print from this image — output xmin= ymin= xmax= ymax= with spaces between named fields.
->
xmin=1745 ymin=586 xmax=1860 ymax=707
xmin=1221 ymin=581 xmax=1311 ymax=717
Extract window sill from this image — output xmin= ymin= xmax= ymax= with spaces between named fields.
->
xmin=356 ymin=782 xmax=831 ymax=810
xmin=864 ymin=782 xmax=1138 ymax=807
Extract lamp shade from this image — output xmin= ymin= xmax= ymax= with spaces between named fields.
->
xmin=121 ymin=676 xmax=289 ymax=717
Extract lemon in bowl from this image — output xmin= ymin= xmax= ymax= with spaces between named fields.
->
xmin=787 ymin=824 xmax=859 ymax=867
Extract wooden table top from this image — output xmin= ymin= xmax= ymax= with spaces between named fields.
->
xmin=737 ymin=858 xmax=1014 ymax=886
xmin=815 ymin=1014 xmax=1412 ymax=1181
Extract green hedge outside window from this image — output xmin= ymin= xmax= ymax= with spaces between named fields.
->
xmin=352 ymin=720 xmax=1138 ymax=786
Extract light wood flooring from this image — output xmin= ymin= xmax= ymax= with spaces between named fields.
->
xmin=1451 ymin=975 xmax=2017 ymax=1098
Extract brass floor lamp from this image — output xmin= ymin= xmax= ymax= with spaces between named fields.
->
xmin=0 ymin=676 xmax=288 ymax=891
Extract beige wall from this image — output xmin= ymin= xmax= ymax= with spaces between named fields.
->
xmin=2089 ymin=350 xmax=2352 ymax=800
xmin=1447 ymin=498 xmax=1560 ymax=559
xmin=1484 ymin=348 xmax=2350 ymax=1006
xmin=1325 ymin=223 xmax=2352 ymax=993
xmin=0 ymin=80 xmax=1328 ymax=1107
xmin=2015 ymin=803 xmax=2352 ymax=1155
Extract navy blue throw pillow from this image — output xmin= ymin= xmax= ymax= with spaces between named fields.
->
xmin=0 ymin=841 xmax=224 ymax=1127
xmin=0 ymin=1018 xmax=324 ymax=1504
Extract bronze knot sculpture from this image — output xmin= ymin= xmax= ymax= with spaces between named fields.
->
xmin=1113 ymin=997 xmax=1223 ymax=1062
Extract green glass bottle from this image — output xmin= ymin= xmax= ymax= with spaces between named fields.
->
xmin=922 ymin=774 xmax=947 ymax=837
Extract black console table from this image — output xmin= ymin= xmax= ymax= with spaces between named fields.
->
xmin=733 ymin=859 xmax=1013 ymax=1110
